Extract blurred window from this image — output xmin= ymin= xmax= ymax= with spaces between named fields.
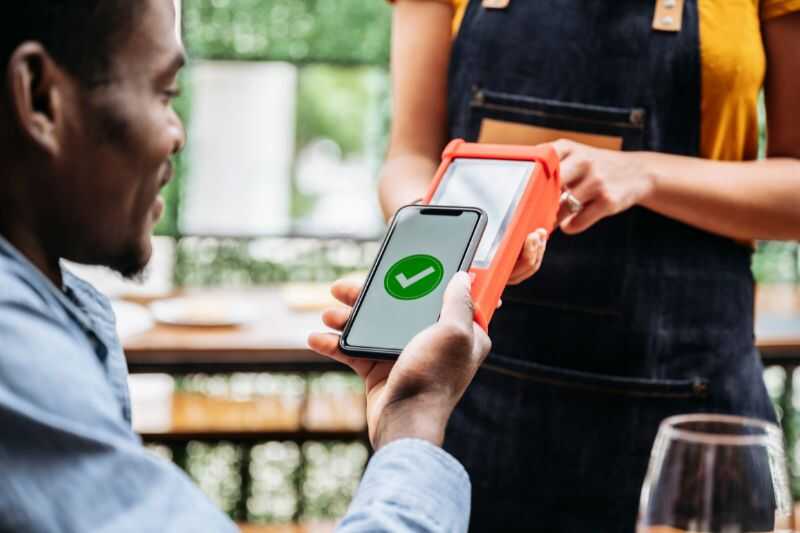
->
xmin=162 ymin=0 xmax=392 ymax=239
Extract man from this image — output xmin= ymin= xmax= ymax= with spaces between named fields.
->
xmin=0 ymin=1 xmax=546 ymax=531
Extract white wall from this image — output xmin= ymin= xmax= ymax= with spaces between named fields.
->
xmin=181 ymin=61 xmax=297 ymax=236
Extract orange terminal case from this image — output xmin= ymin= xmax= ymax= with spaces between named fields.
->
xmin=423 ymin=139 xmax=562 ymax=330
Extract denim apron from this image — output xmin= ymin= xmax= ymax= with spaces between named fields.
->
xmin=443 ymin=2 xmax=776 ymax=531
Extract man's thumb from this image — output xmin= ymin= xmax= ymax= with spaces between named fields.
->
xmin=439 ymin=272 xmax=475 ymax=328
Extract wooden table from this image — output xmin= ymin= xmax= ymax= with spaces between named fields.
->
xmin=122 ymin=284 xmax=800 ymax=372
xmin=756 ymin=283 xmax=800 ymax=365
xmin=238 ymin=523 xmax=334 ymax=533
xmin=123 ymin=288 xmax=337 ymax=373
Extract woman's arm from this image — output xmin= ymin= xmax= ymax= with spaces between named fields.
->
xmin=379 ymin=1 xmax=549 ymax=283
xmin=556 ymin=12 xmax=800 ymax=241
xmin=378 ymin=1 xmax=453 ymax=219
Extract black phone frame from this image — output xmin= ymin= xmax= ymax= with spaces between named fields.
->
xmin=338 ymin=204 xmax=488 ymax=360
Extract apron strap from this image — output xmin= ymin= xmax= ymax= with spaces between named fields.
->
xmin=482 ymin=0 xmax=510 ymax=8
xmin=653 ymin=0 xmax=685 ymax=32
xmin=479 ymin=0 xmax=684 ymax=33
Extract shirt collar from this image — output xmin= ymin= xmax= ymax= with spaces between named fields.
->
xmin=0 ymin=233 xmax=96 ymax=333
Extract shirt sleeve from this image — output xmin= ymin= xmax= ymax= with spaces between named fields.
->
xmin=338 ymin=439 xmax=471 ymax=532
xmin=0 ymin=296 xmax=237 ymax=533
xmin=386 ymin=0 xmax=457 ymax=5
xmin=761 ymin=0 xmax=800 ymax=20
xmin=385 ymin=0 xmax=465 ymax=35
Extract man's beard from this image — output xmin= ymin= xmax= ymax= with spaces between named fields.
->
xmin=105 ymin=242 xmax=150 ymax=280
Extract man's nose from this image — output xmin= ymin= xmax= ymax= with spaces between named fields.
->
xmin=171 ymin=115 xmax=187 ymax=155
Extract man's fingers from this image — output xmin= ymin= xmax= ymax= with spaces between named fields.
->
xmin=307 ymin=331 xmax=347 ymax=359
xmin=321 ymin=307 xmax=350 ymax=331
xmin=438 ymin=272 xmax=474 ymax=329
xmin=307 ymin=332 xmax=374 ymax=377
xmin=330 ymin=279 xmax=362 ymax=307
xmin=471 ymin=322 xmax=492 ymax=364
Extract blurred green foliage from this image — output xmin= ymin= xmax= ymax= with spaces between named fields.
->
xmin=296 ymin=65 xmax=387 ymax=158
xmin=292 ymin=65 xmax=390 ymax=221
xmin=248 ymin=441 xmax=302 ymax=523
xmin=300 ymin=442 xmax=367 ymax=520
xmin=183 ymin=0 xmax=391 ymax=65
xmin=753 ymin=241 xmax=799 ymax=283
xmin=173 ymin=237 xmax=377 ymax=287
xmin=187 ymin=441 xmax=245 ymax=517
xmin=164 ymin=373 xmax=367 ymax=522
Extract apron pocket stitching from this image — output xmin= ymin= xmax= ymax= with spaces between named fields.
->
xmin=484 ymin=356 xmax=710 ymax=399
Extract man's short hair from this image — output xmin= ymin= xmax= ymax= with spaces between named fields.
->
xmin=2 ymin=1 xmax=139 ymax=87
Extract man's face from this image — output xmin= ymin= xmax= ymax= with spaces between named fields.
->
xmin=51 ymin=0 xmax=185 ymax=277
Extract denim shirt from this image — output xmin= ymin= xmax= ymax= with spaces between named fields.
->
xmin=0 ymin=235 xmax=470 ymax=533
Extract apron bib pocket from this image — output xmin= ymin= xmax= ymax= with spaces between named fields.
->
xmin=467 ymin=88 xmax=646 ymax=315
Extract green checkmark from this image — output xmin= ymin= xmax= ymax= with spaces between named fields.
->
xmin=385 ymin=255 xmax=445 ymax=300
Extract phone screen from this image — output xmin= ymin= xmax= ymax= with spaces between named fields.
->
xmin=431 ymin=158 xmax=534 ymax=267
xmin=344 ymin=208 xmax=483 ymax=353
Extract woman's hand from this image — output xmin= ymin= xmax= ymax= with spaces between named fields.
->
xmin=553 ymin=139 xmax=655 ymax=234
xmin=507 ymin=228 xmax=549 ymax=285
xmin=307 ymin=273 xmax=491 ymax=450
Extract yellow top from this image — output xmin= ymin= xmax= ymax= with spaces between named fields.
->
xmin=413 ymin=0 xmax=800 ymax=161
xmin=451 ymin=0 xmax=468 ymax=32
xmin=697 ymin=0 xmax=800 ymax=160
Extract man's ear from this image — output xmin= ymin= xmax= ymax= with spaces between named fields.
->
xmin=5 ymin=42 xmax=66 ymax=157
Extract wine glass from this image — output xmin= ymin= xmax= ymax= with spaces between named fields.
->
xmin=638 ymin=413 xmax=794 ymax=533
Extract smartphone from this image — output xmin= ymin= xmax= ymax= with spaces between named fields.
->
xmin=339 ymin=205 xmax=487 ymax=360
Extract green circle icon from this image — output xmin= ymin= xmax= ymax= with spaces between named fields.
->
xmin=385 ymin=254 xmax=445 ymax=300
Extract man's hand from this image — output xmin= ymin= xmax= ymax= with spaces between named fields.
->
xmin=308 ymin=273 xmax=491 ymax=450
xmin=553 ymin=139 xmax=655 ymax=234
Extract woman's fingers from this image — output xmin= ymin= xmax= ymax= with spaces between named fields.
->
xmin=507 ymin=230 xmax=548 ymax=285
xmin=556 ymin=199 xmax=578 ymax=225
xmin=532 ymin=229 xmax=548 ymax=271
xmin=561 ymin=200 xmax=608 ymax=234
xmin=508 ymin=268 xmax=534 ymax=286
xmin=330 ymin=279 xmax=362 ymax=307
xmin=558 ymin=152 xmax=591 ymax=189
xmin=512 ymin=232 xmax=539 ymax=272
xmin=552 ymin=139 xmax=575 ymax=161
